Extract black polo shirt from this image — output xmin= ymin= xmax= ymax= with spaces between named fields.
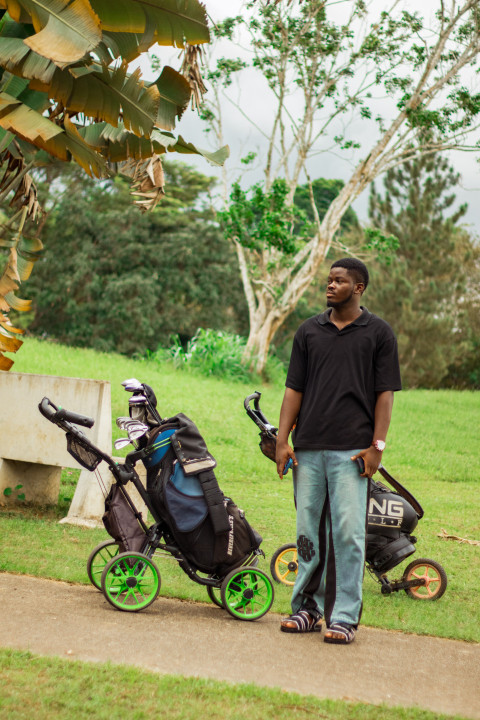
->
xmin=286 ymin=307 xmax=402 ymax=450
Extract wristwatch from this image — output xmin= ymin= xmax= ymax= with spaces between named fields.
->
xmin=372 ymin=439 xmax=386 ymax=452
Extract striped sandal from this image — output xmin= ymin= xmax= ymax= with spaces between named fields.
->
xmin=280 ymin=610 xmax=322 ymax=634
xmin=324 ymin=623 xmax=355 ymax=644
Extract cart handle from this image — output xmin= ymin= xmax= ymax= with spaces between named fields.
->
xmin=244 ymin=391 xmax=277 ymax=435
xmin=38 ymin=397 xmax=94 ymax=429
xmin=244 ymin=391 xmax=261 ymax=411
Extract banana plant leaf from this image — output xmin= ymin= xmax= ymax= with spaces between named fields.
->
xmin=0 ymin=352 xmax=16 ymax=370
xmin=1 ymin=73 xmax=30 ymax=99
xmin=0 ymin=36 xmax=60 ymax=84
xmin=0 ymin=128 xmax=15 ymax=152
xmin=0 ymin=91 xmax=63 ymax=143
xmin=0 ymin=14 xmax=28 ymax=39
xmin=0 ymin=330 xmax=23 ymax=367
xmin=81 ymin=121 xmax=229 ymax=166
xmin=90 ymin=0 xmax=210 ymax=46
xmin=0 ymin=73 xmax=51 ymax=115
xmin=4 ymin=289 xmax=31 ymax=311
xmin=0 ymin=0 xmax=102 ymax=64
xmin=0 ymin=95 xmax=108 ymax=175
xmin=0 ymin=313 xmax=23 ymax=333
xmin=0 ymin=15 xmax=59 ymax=79
xmin=60 ymin=115 xmax=106 ymax=176
xmin=150 ymin=65 xmax=191 ymax=128
xmin=0 ymin=198 xmax=42 ymax=371
xmin=3 ymin=46 xmax=192 ymax=135
xmin=101 ymin=31 xmax=156 ymax=63
xmin=0 ymin=331 xmax=22 ymax=350
xmin=34 ymin=62 xmax=161 ymax=136
xmin=15 ymin=234 xmax=42 ymax=282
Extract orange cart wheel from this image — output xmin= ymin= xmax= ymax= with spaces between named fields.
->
xmin=403 ymin=558 xmax=447 ymax=600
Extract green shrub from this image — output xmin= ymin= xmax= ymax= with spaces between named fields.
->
xmin=152 ymin=328 xmax=285 ymax=384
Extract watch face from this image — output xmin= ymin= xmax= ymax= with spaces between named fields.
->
xmin=374 ymin=440 xmax=386 ymax=452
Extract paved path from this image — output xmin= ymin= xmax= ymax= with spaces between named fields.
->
xmin=1 ymin=573 xmax=479 ymax=719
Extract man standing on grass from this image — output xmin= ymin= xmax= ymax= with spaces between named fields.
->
xmin=275 ymin=258 xmax=401 ymax=644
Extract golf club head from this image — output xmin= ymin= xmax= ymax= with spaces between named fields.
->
xmin=128 ymin=428 xmax=149 ymax=442
xmin=114 ymin=437 xmax=132 ymax=450
xmin=127 ymin=425 xmax=149 ymax=442
xmin=132 ymin=420 xmax=149 ymax=431
xmin=128 ymin=394 xmax=148 ymax=405
xmin=116 ymin=416 xmax=132 ymax=429
xmin=122 ymin=378 xmax=143 ymax=392
xmin=124 ymin=418 xmax=147 ymax=428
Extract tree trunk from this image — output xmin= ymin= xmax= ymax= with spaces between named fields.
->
xmin=242 ymin=228 xmax=336 ymax=375
xmin=244 ymin=302 xmax=290 ymax=375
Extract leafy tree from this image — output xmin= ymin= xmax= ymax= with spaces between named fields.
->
xmin=294 ymin=179 xmax=360 ymax=234
xmin=0 ymin=1 xmax=229 ymax=369
xmin=444 ymin=292 xmax=480 ymax=389
xmin=24 ymin=162 xmax=247 ymax=355
xmin=365 ymin=153 xmax=478 ymax=388
xmin=202 ymin=0 xmax=480 ymax=372
xmin=220 ymin=176 xmax=361 ymax=365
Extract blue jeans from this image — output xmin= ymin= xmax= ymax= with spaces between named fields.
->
xmin=291 ymin=449 xmax=368 ymax=627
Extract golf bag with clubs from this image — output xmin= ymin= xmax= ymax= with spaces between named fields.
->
xmin=105 ymin=379 xmax=264 ymax=579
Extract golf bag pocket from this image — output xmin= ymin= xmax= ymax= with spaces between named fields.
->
xmin=102 ymin=484 xmax=146 ymax=553
xmin=146 ymin=452 xmax=262 ymax=575
xmin=212 ymin=499 xmax=261 ymax=574
xmin=164 ymin=467 xmax=208 ymax=533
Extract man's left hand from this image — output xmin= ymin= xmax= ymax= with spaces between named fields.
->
xmin=351 ymin=446 xmax=383 ymax=478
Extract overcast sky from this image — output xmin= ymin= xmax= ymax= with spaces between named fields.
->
xmin=138 ymin=0 xmax=480 ymax=234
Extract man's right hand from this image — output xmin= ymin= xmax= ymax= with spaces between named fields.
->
xmin=276 ymin=387 xmax=302 ymax=479
xmin=276 ymin=441 xmax=297 ymax=480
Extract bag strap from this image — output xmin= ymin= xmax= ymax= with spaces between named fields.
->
xmin=377 ymin=465 xmax=424 ymax=519
xmin=197 ymin=469 xmax=231 ymax=535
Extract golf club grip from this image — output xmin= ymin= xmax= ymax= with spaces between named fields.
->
xmin=55 ymin=407 xmax=94 ymax=428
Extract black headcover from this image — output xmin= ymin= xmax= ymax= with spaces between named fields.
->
xmin=142 ymin=383 xmax=158 ymax=409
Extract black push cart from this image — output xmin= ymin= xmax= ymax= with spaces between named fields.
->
xmin=39 ymin=386 xmax=274 ymax=620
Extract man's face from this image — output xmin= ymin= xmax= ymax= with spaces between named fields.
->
xmin=326 ymin=267 xmax=361 ymax=308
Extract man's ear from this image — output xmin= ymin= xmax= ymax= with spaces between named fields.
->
xmin=355 ymin=282 xmax=365 ymax=295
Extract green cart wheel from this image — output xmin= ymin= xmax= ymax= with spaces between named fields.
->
xmin=207 ymin=584 xmax=224 ymax=608
xmin=87 ymin=540 xmax=120 ymax=590
xmin=101 ymin=552 xmax=161 ymax=612
xmin=220 ymin=566 xmax=274 ymax=621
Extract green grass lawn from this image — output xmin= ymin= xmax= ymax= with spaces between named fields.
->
xmin=0 ymin=648 xmax=470 ymax=720
xmin=2 ymin=337 xmax=480 ymax=643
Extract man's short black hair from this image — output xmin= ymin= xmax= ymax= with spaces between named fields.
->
xmin=331 ymin=258 xmax=369 ymax=290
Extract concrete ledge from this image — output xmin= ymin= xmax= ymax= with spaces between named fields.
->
xmin=60 ymin=457 xmax=149 ymax=529
xmin=0 ymin=372 xmax=111 ymax=508
xmin=0 ymin=458 xmax=62 ymax=505
xmin=0 ymin=371 xmax=149 ymax=529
